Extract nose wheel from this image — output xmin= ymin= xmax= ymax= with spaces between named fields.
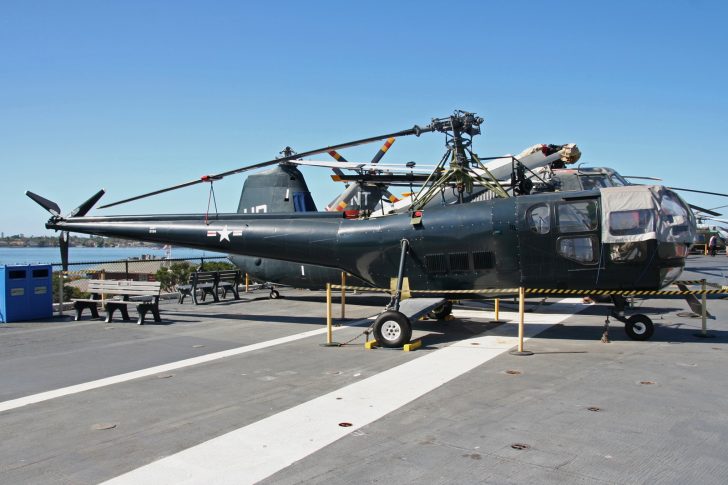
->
xmin=624 ymin=314 xmax=654 ymax=341
xmin=372 ymin=311 xmax=412 ymax=348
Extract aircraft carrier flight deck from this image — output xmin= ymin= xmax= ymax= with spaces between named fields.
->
xmin=1 ymin=254 xmax=727 ymax=484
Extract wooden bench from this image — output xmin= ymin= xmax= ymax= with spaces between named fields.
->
xmin=216 ymin=269 xmax=242 ymax=300
xmin=73 ymin=280 xmax=162 ymax=325
xmin=177 ymin=271 xmax=218 ymax=304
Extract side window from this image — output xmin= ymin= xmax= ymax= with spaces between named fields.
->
xmin=558 ymin=236 xmax=598 ymax=263
xmin=558 ymin=200 xmax=598 ymax=233
xmin=527 ymin=204 xmax=550 ymax=234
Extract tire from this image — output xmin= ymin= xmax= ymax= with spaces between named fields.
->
xmin=625 ymin=314 xmax=654 ymax=341
xmin=373 ymin=311 xmax=412 ymax=348
xmin=428 ymin=300 xmax=453 ymax=320
xmin=269 ymin=289 xmax=280 ymax=299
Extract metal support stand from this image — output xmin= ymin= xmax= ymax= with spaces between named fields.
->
xmin=58 ymin=271 xmax=65 ymax=317
xmin=694 ymin=279 xmax=715 ymax=338
xmin=341 ymin=272 xmax=346 ymax=319
xmin=321 ymin=283 xmax=341 ymax=347
xmin=489 ymin=298 xmax=507 ymax=323
xmin=510 ymin=287 xmax=533 ymax=356
xmin=387 ymin=239 xmax=409 ymax=312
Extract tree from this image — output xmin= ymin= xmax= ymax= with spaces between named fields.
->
xmin=155 ymin=262 xmax=194 ymax=292
xmin=53 ymin=273 xmax=85 ymax=302
xmin=198 ymin=261 xmax=235 ymax=271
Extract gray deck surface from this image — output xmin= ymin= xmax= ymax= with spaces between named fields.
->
xmin=1 ymin=255 xmax=727 ymax=484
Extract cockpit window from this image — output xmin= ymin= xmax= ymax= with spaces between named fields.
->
xmin=609 ymin=209 xmax=655 ymax=236
xmin=558 ymin=236 xmax=598 ymax=263
xmin=527 ymin=204 xmax=550 ymax=234
xmin=661 ymin=192 xmax=689 ymax=220
xmin=579 ymin=175 xmax=611 ymax=190
xmin=608 ymin=173 xmax=628 ymax=186
xmin=558 ymin=200 xmax=599 ymax=233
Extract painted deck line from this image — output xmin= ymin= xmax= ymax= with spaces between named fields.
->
xmin=103 ymin=298 xmax=586 ymax=485
xmin=0 ymin=321 xmax=367 ymax=414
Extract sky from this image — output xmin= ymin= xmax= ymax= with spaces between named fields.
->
xmin=1 ymin=0 xmax=726 ymax=236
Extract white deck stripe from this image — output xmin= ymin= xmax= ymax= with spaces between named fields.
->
xmin=103 ymin=299 xmax=586 ymax=485
xmin=0 ymin=324 xmax=357 ymax=413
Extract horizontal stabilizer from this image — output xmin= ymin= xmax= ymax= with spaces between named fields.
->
xmin=26 ymin=191 xmax=61 ymax=216
xmin=69 ymin=189 xmax=106 ymax=217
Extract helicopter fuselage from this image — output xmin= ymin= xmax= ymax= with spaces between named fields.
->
xmin=47 ymin=187 xmax=693 ymax=296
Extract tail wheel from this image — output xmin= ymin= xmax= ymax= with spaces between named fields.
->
xmin=373 ymin=311 xmax=412 ymax=348
xmin=269 ymin=289 xmax=280 ymax=299
xmin=427 ymin=301 xmax=453 ymax=320
xmin=625 ymin=314 xmax=654 ymax=341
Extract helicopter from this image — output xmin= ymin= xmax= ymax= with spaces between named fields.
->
xmin=27 ymin=111 xmax=697 ymax=347
xmin=227 ymin=140 xmax=580 ymax=296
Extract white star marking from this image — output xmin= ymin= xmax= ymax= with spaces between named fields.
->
xmin=218 ymin=225 xmax=231 ymax=242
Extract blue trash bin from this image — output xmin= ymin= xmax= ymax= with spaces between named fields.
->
xmin=0 ymin=265 xmax=53 ymax=323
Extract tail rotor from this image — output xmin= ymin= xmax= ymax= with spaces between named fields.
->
xmin=26 ymin=189 xmax=106 ymax=270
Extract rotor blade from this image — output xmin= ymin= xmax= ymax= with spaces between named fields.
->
xmin=709 ymin=204 xmax=728 ymax=212
xmin=381 ymin=188 xmax=400 ymax=203
xmin=326 ymin=150 xmax=349 ymax=179
xmin=69 ymin=189 xmax=106 ymax=217
xmin=59 ymin=231 xmax=69 ymax=272
xmin=26 ymin=191 xmax=61 ymax=216
xmin=369 ymin=137 xmax=395 ymax=165
xmin=669 ymin=187 xmax=728 ymax=198
xmin=702 ymin=216 xmax=728 ymax=225
xmin=623 ymin=175 xmax=662 ymax=181
xmin=292 ymin=160 xmax=366 ymax=170
xmin=689 ymin=204 xmax=721 ymax=217
xmin=99 ymin=124 xmax=431 ymax=209
xmin=327 ymin=149 xmax=349 ymax=163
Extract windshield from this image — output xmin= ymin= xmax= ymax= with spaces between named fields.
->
xmin=609 ymin=173 xmax=628 ymax=186
xmin=580 ymin=175 xmax=612 ymax=190
xmin=609 ymin=209 xmax=655 ymax=236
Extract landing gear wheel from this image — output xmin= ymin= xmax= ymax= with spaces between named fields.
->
xmin=428 ymin=301 xmax=453 ymax=320
xmin=625 ymin=314 xmax=654 ymax=341
xmin=373 ymin=311 xmax=412 ymax=348
xmin=269 ymin=289 xmax=280 ymax=299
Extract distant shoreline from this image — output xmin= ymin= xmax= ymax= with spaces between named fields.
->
xmin=0 ymin=247 xmax=227 ymax=266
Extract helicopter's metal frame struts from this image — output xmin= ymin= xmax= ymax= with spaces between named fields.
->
xmin=409 ymin=112 xmax=509 ymax=211
xmin=386 ymin=238 xmax=410 ymax=312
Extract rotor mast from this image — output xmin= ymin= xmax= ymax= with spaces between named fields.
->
xmin=410 ymin=111 xmax=508 ymax=211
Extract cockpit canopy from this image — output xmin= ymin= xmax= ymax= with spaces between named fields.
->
xmin=600 ymin=186 xmax=695 ymax=244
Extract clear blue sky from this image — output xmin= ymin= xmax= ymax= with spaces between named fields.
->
xmin=2 ymin=0 xmax=726 ymax=236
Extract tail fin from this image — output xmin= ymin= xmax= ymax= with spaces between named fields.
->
xmin=236 ymin=164 xmax=317 ymax=214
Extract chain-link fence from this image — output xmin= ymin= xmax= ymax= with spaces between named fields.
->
xmin=51 ymin=256 xmax=232 ymax=306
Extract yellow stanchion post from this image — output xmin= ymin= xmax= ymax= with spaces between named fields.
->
xmin=489 ymin=297 xmax=505 ymax=323
xmin=341 ymin=272 xmax=346 ymax=319
xmin=694 ymin=278 xmax=715 ymax=338
xmin=326 ymin=283 xmax=332 ymax=344
xmin=58 ymin=271 xmax=65 ymax=317
xmin=510 ymin=286 xmax=533 ymax=356
xmin=320 ymin=283 xmax=340 ymax=347
xmin=245 ymin=273 xmax=249 ymax=293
